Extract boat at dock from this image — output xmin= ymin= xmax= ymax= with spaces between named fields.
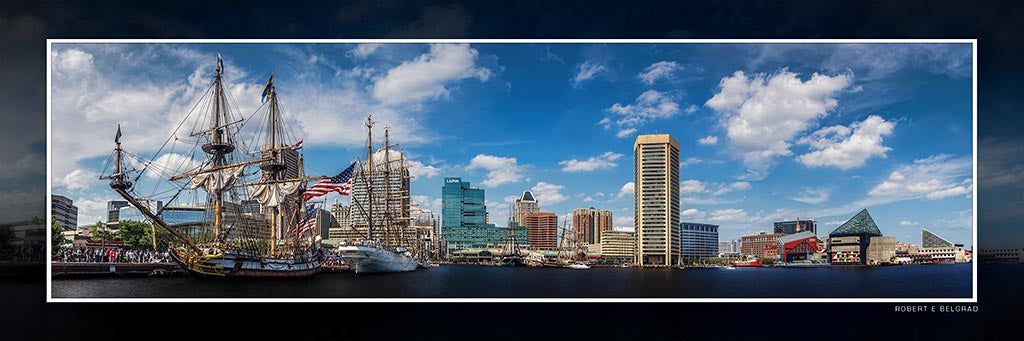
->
xmin=102 ymin=54 xmax=329 ymax=277
xmin=730 ymin=259 xmax=764 ymax=267
xmin=568 ymin=263 xmax=590 ymax=270
xmin=336 ymin=118 xmax=424 ymax=274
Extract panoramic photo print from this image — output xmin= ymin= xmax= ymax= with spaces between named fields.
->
xmin=47 ymin=41 xmax=975 ymax=300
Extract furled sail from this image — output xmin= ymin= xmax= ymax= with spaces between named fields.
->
xmin=250 ymin=181 xmax=302 ymax=207
xmin=189 ymin=165 xmax=245 ymax=193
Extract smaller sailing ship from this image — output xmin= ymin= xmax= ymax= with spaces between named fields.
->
xmin=499 ymin=201 xmax=525 ymax=267
xmin=336 ymin=117 xmax=421 ymax=273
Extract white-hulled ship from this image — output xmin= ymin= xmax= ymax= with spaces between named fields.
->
xmin=337 ymin=118 xmax=422 ymax=273
xmin=101 ymin=54 xmax=328 ymax=277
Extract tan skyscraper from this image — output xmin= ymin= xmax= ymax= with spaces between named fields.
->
xmin=524 ymin=212 xmax=558 ymax=248
xmin=634 ymin=134 xmax=681 ymax=266
xmin=572 ymin=207 xmax=613 ymax=245
xmin=514 ymin=190 xmax=539 ymax=225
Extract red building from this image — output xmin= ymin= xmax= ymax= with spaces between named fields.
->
xmin=741 ymin=232 xmax=786 ymax=257
xmin=777 ymin=231 xmax=819 ymax=262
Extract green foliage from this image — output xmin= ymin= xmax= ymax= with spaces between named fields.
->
xmin=113 ymin=220 xmax=177 ymax=251
xmin=51 ymin=215 xmax=65 ymax=254
xmin=114 ymin=220 xmax=150 ymax=250
xmin=92 ymin=221 xmax=115 ymax=242
xmin=0 ymin=226 xmax=15 ymax=255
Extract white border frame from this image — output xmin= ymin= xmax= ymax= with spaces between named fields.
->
xmin=46 ymin=38 xmax=978 ymax=303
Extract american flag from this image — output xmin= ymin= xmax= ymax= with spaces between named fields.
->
xmin=295 ymin=203 xmax=317 ymax=236
xmin=303 ymin=162 xmax=356 ymax=201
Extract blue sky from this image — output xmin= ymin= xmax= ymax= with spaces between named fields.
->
xmin=49 ymin=42 xmax=974 ymax=247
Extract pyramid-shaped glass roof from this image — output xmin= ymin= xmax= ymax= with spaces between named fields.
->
xmin=829 ymin=209 xmax=882 ymax=236
xmin=922 ymin=228 xmax=953 ymax=248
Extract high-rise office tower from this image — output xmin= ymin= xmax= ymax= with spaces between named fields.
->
xmin=514 ymin=190 xmax=539 ymax=225
xmin=524 ymin=212 xmax=558 ymax=248
xmin=634 ymin=134 xmax=681 ymax=266
xmin=51 ymin=195 xmax=78 ymax=230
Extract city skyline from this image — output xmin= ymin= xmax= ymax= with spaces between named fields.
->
xmin=49 ymin=42 xmax=974 ymax=246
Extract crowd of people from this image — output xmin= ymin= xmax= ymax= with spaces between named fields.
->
xmin=53 ymin=247 xmax=171 ymax=263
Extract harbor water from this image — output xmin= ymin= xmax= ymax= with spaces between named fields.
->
xmin=51 ymin=263 xmax=972 ymax=298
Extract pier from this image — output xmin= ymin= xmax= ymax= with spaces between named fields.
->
xmin=51 ymin=262 xmax=186 ymax=278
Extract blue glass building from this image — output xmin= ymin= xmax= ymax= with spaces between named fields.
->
xmin=681 ymin=222 xmax=719 ymax=261
xmin=442 ymin=177 xmax=512 ymax=249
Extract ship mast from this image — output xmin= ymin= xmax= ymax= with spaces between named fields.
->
xmin=365 ymin=116 xmax=374 ymax=242
xmin=200 ymin=52 xmax=235 ymax=244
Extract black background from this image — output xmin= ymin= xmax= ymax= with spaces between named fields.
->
xmin=2 ymin=0 xmax=1020 ymax=339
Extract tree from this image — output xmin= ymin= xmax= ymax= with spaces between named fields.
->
xmin=115 ymin=220 xmax=151 ymax=250
xmin=92 ymin=221 xmax=114 ymax=242
xmin=114 ymin=220 xmax=177 ymax=251
xmin=0 ymin=225 xmax=15 ymax=256
xmin=51 ymin=215 xmax=65 ymax=254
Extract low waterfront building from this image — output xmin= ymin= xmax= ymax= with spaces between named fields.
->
xmin=827 ymin=209 xmax=883 ymax=265
xmin=866 ymin=236 xmax=897 ymax=265
xmin=740 ymin=232 xmax=785 ymax=258
xmin=918 ymin=228 xmax=969 ymax=263
xmin=600 ymin=229 xmax=636 ymax=264
xmin=681 ymin=222 xmax=719 ymax=261
xmin=977 ymin=248 xmax=1023 ymax=263
xmin=777 ymin=231 xmax=818 ymax=262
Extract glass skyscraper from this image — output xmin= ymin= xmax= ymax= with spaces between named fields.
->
xmin=441 ymin=177 xmax=507 ymax=249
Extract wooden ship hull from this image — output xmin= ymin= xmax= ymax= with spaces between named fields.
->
xmin=169 ymin=247 xmax=323 ymax=277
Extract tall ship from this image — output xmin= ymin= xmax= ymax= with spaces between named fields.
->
xmin=336 ymin=118 xmax=422 ymax=273
xmin=101 ymin=54 xmax=328 ymax=277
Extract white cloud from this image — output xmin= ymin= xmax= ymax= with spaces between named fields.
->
xmin=609 ymin=90 xmax=681 ymax=123
xmin=797 ymin=115 xmax=895 ymax=170
xmin=713 ymin=181 xmax=752 ymax=196
xmin=707 ymin=208 xmax=751 ymax=223
xmin=411 ymin=195 xmax=443 ymax=213
xmin=825 ymin=220 xmax=846 ymax=226
xmin=705 ymin=69 xmax=852 ymax=179
xmin=681 ymin=208 xmax=703 ymax=218
xmin=371 ymin=43 xmax=491 ymax=105
xmin=531 ymin=181 xmax=567 ymax=205
xmin=867 ymin=154 xmax=972 ymax=203
xmin=572 ymin=61 xmax=605 ymax=87
xmin=349 ymin=43 xmax=382 ymax=59
xmin=680 ymin=157 xmax=702 ymax=167
xmin=617 ymin=182 xmax=635 ymax=199
xmin=136 ymin=153 xmax=201 ymax=180
xmin=53 ymin=169 xmax=98 ymax=191
xmin=697 ymin=136 xmax=718 ymax=145
xmin=583 ymin=196 xmax=596 ymax=203
xmin=637 ymin=61 xmax=680 ymax=84
xmin=407 ymin=159 xmax=441 ymax=179
xmin=789 ymin=187 xmax=831 ymax=205
xmin=680 ymin=179 xmax=706 ymax=194
xmin=559 ymin=151 xmax=623 ymax=172
xmin=613 ymin=215 xmax=634 ymax=229
xmin=616 ymin=128 xmax=637 ymax=138
xmin=466 ymin=154 xmax=523 ymax=187
xmin=72 ymin=196 xmax=111 ymax=226
xmin=899 ymin=220 xmax=919 ymax=226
